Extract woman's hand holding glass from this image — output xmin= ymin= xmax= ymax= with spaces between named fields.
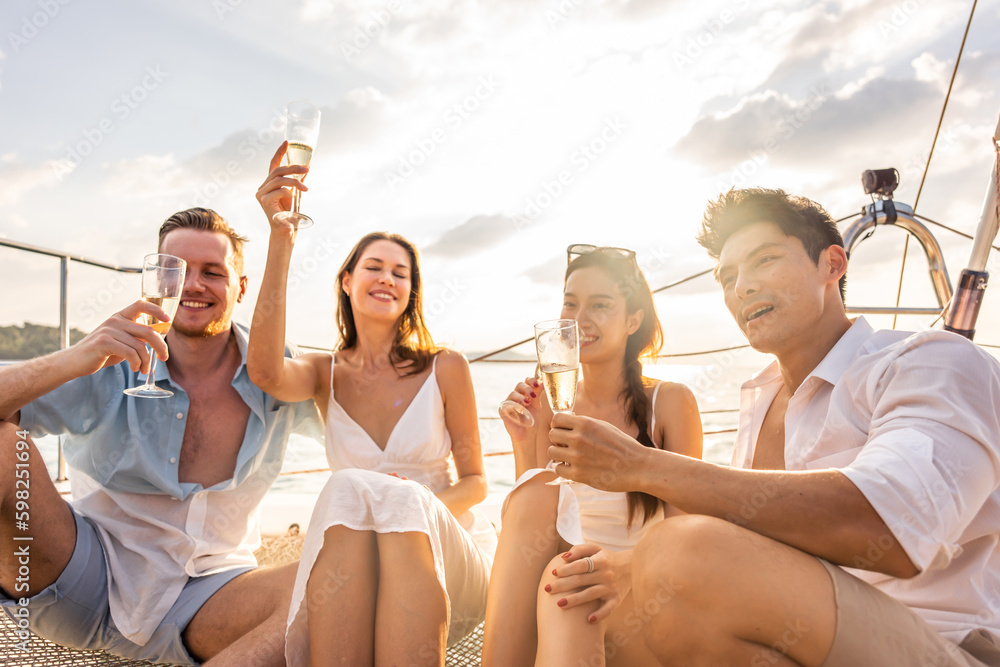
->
xmin=544 ymin=544 xmax=632 ymax=625
xmin=256 ymin=142 xmax=310 ymax=235
xmin=499 ymin=376 xmax=543 ymax=444
xmin=273 ymin=101 xmax=321 ymax=229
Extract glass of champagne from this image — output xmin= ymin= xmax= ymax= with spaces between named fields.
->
xmin=123 ymin=253 xmax=186 ymax=398
xmin=274 ymin=101 xmax=321 ymax=230
xmin=535 ymin=319 xmax=581 ymax=484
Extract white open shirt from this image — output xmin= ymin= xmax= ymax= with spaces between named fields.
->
xmin=732 ymin=317 xmax=1000 ymax=644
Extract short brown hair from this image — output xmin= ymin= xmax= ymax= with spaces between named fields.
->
xmin=158 ymin=208 xmax=249 ymax=274
xmin=697 ymin=188 xmax=847 ymax=302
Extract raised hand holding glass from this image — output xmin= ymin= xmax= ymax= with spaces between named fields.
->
xmin=274 ymin=101 xmax=321 ymax=230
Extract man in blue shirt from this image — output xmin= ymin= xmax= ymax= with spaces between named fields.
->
xmin=0 ymin=208 xmax=321 ymax=665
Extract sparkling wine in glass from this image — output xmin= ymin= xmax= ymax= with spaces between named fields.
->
xmin=275 ymin=101 xmax=321 ymax=230
xmin=123 ymin=253 xmax=186 ymax=398
xmin=534 ymin=319 xmax=580 ymax=484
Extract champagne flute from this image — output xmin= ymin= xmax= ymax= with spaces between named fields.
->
xmin=534 ymin=319 xmax=580 ymax=484
xmin=274 ymin=101 xmax=321 ymax=230
xmin=123 ymin=253 xmax=186 ymax=398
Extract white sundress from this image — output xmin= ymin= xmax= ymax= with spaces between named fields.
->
xmin=284 ymin=354 xmax=498 ymax=665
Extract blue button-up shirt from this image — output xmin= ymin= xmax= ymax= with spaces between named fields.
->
xmin=19 ymin=323 xmax=322 ymax=644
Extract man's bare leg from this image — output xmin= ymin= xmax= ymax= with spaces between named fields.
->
xmin=632 ymin=514 xmax=836 ymax=667
xmin=0 ymin=421 xmax=76 ymax=598
xmin=185 ymin=561 xmax=299 ymax=666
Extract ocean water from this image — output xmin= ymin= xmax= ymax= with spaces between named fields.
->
xmin=268 ymin=350 xmax=767 ymax=497
xmin=31 ymin=350 xmax=769 ymax=505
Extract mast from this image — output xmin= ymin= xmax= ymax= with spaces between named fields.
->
xmin=943 ymin=111 xmax=1000 ymax=340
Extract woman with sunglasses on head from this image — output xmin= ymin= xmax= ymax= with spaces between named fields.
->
xmin=482 ymin=244 xmax=703 ymax=667
xmin=249 ymin=144 xmax=496 ymax=666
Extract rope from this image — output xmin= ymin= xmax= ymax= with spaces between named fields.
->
xmin=657 ymin=344 xmax=750 ymax=359
xmin=893 ymin=0 xmax=977 ymax=328
xmin=892 ymin=236 xmax=910 ymax=330
xmin=914 ymin=213 xmax=1000 ymax=253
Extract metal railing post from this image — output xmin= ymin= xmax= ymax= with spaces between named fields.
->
xmin=57 ymin=255 xmax=69 ymax=482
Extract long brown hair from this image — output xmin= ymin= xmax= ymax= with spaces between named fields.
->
xmin=565 ymin=249 xmax=663 ymax=527
xmin=335 ymin=232 xmax=437 ymax=376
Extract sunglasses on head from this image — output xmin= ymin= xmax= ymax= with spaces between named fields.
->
xmin=566 ymin=244 xmax=637 ymax=265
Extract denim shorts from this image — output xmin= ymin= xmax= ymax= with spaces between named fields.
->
xmin=1 ymin=508 xmax=253 ymax=666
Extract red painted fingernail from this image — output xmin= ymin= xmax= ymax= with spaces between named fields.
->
xmin=557 ymin=598 xmax=567 ymax=607
xmin=544 ymin=584 xmax=551 ymax=592
xmin=588 ymin=615 xmax=596 ymax=623
xmin=551 ymin=569 xmax=558 ymax=576
xmin=562 ymin=552 xmax=572 ymax=558
xmin=530 ymin=391 xmax=537 ymax=398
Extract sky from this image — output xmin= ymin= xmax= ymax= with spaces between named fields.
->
xmin=1 ymin=0 xmax=999 ymax=358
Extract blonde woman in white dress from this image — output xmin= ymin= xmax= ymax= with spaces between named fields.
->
xmin=482 ymin=245 xmax=703 ymax=666
xmin=250 ymin=144 xmax=496 ymax=666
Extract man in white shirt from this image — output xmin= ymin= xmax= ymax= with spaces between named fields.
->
xmin=547 ymin=188 xmax=1000 ymax=665
xmin=0 ymin=208 xmax=321 ymax=665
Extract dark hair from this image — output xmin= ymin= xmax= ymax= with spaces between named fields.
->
xmin=565 ymin=250 xmax=663 ymax=528
xmin=336 ymin=232 xmax=437 ymax=376
xmin=158 ymin=208 xmax=249 ymax=274
xmin=697 ymin=188 xmax=847 ymax=302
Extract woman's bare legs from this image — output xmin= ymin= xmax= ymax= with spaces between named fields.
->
xmin=307 ymin=525 xmax=378 ymax=667
xmin=535 ymin=558 xmax=662 ymax=667
xmin=373 ymin=531 xmax=448 ymax=667
xmin=482 ymin=472 xmax=568 ymax=667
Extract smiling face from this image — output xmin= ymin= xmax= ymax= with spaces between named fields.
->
xmin=717 ymin=221 xmax=845 ymax=356
xmin=159 ymin=228 xmax=246 ymax=338
xmin=341 ymin=239 xmax=413 ymax=324
xmin=561 ymin=266 xmax=643 ymax=364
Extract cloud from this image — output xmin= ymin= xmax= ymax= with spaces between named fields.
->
xmin=422 ymin=214 xmax=521 ymax=257
xmin=0 ymin=153 xmax=68 ymax=206
xmin=522 ymin=253 xmax=565 ymax=286
xmin=316 ymin=87 xmax=389 ymax=151
xmin=673 ymin=75 xmax=941 ymax=172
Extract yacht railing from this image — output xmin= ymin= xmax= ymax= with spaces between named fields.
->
xmin=842 ymin=200 xmax=954 ymax=316
xmin=0 ymin=238 xmax=140 ymax=481
xmin=4 ymin=171 xmax=1000 ymax=479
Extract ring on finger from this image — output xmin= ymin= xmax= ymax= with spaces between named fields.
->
xmin=584 ymin=556 xmax=594 ymax=574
